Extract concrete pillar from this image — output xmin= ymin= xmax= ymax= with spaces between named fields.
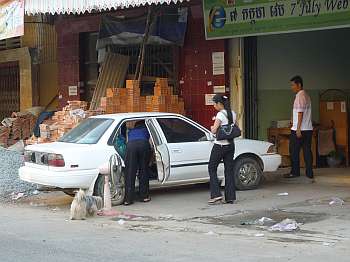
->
xmin=227 ymin=38 xmax=244 ymax=135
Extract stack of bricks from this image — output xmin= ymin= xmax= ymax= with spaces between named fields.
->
xmin=0 ymin=112 xmax=37 ymax=147
xmin=0 ymin=127 xmax=10 ymax=147
xmin=101 ymin=80 xmax=141 ymax=114
xmin=100 ymin=78 xmax=185 ymax=115
xmin=11 ymin=112 xmax=36 ymax=141
xmin=26 ymin=101 xmax=104 ymax=145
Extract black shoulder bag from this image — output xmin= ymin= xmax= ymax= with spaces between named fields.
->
xmin=216 ymin=112 xmax=241 ymax=141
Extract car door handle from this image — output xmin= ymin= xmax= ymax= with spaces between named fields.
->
xmin=172 ymin=149 xmax=182 ymax=153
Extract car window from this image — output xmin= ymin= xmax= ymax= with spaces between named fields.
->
xmin=157 ymin=118 xmax=207 ymax=143
xmin=59 ymin=118 xmax=114 ymax=144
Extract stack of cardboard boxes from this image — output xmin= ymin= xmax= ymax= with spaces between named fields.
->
xmin=100 ymin=78 xmax=185 ymax=115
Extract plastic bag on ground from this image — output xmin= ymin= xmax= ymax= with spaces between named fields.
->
xmin=329 ymin=197 xmax=345 ymax=206
xmin=269 ymin=218 xmax=301 ymax=232
xmin=241 ymin=217 xmax=275 ymax=226
xmin=11 ymin=192 xmax=25 ymax=200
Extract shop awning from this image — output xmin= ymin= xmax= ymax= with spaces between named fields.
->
xmin=25 ymin=0 xmax=187 ymax=15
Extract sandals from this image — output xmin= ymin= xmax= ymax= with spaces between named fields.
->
xmin=283 ymin=173 xmax=300 ymax=179
xmin=208 ymin=196 xmax=223 ymax=204
xmin=143 ymin=197 xmax=151 ymax=203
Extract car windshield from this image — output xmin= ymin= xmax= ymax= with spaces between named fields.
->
xmin=58 ymin=118 xmax=114 ymax=144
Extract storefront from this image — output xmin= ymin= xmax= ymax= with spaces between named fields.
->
xmin=24 ymin=0 xmax=229 ymax=129
xmin=202 ymin=0 xmax=350 ymax=166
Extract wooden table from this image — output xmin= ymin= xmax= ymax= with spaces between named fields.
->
xmin=268 ymin=128 xmax=317 ymax=168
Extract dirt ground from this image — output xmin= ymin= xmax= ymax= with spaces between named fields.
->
xmin=1 ymin=168 xmax=350 ymax=262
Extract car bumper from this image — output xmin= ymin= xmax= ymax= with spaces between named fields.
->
xmin=19 ymin=166 xmax=99 ymax=189
xmin=261 ymin=154 xmax=281 ymax=172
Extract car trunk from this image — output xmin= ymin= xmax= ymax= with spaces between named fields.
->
xmin=25 ymin=142 xmax=98 ymax=172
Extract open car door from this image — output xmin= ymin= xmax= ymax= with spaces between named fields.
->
xmin=145 ymin=118 xmax=170 ymax=184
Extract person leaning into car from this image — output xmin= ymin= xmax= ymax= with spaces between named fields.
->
xmin=208 ymin=94 xmax=237 ymax=204
xmin=124 ymin=120 xmax=151 ymax=205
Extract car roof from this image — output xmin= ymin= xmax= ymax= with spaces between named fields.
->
xmin=90 ymin=112 xmax=181 ymax=120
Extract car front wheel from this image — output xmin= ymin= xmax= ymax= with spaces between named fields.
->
xmin=94 ymin=172 xmax=126 ymax=206
xmin=233 ymin=157 xmax=262 ymax=190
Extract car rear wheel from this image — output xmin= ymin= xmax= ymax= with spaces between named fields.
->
xmin=94 ymin=172 xmax=126 ymax=206
xmin=233 ymin=157 xmax=262 ymax=190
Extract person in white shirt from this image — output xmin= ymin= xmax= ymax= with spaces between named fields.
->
xmin=208 ymin=94 xmax=237 ymax=204
xmin=285 ymin=75 xmax=314 ymax=180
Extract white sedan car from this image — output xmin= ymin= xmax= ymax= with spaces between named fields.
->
xmin=20 ymin=112 xmax=281 ymax=205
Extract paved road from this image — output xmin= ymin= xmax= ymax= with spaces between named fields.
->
xmin=1 ymin=171 xmax=350 ymax=262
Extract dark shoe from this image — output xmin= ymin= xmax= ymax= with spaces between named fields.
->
xmin=283 ymin=173 xmax=300 ymax=178
xmin=224 ymin=200 xmax=235 ymax=204
xmin=123 ymin=201 xmax=133 ymax=206
xmin=208 ymin=196 xmax=223 ymax=204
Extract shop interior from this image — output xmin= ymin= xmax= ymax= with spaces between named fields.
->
xmin=256 ymin=27 xmax=350 ymax=168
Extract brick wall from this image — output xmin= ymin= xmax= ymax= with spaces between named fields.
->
xmin=56 ymin=15 xmax=101 ymax=108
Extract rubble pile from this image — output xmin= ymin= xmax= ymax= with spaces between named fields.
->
xmin=0 ymin=112 xmax=37 ymax=148
xmin=26 ymin=101 xmax=104 ymax=145
xmin=0 ymin=146 xmax=35 ymax=201
xmin=100 ymin=78 xmax=185 ymax=115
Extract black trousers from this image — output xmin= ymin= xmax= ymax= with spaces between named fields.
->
xmin=208 ymin=143 xmax=236 ymax=201
xmin=125 ymin=140 xmax=151 ymax=202
xmin=290 ymin=130 xmax=314 ymax=178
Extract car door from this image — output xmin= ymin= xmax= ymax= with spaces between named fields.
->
xmin=154 ymin=116 xmax=214 ymax=181
xmin=145 ymin=118 xmax=170 ymax=184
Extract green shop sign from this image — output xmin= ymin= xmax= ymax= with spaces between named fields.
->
xmin=203 ymin=0 xmax=350 ymax=39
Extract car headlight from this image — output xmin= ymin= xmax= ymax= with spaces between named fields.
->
xmin=267 ymin=145 xmax=277 ymax=154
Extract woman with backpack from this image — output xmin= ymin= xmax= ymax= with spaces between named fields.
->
xmin=208 ymin=94 xmax=237 ymax=204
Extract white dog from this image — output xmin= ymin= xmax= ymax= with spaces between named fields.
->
xmin=70 ymin=190 xmax=103 ymax=220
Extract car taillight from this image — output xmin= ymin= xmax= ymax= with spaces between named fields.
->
xmin=24 ymin=150 xmax=33 ymax=162
xmin=267 ymin=145 xmax=277 ymax=154
xmin=48 ymin=154 xmax=65 ymax=167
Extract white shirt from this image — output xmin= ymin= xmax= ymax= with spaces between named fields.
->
xmin=214 ymin=110 xmax=237 ymax=145
xmin=291 ymin=90 xmax=313 ymax=131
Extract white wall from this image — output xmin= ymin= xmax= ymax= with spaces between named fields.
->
xmin=257 ymin=28 xmax=350 ymax=91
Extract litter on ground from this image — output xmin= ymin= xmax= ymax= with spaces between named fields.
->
xmin=269 ymin=218 xmax=301 ymax=232
xmin=11 ymin=192 xmax=25 ymax=200
xmin=118 ymin=219 xmax=126 ymax=225
xmin=329 ymin=197 xmax=345 ymax=206
xmin=32 ymin=190 xmax=40 ymax=195
xmin=240 ymin=217 xmax=275 ymax=226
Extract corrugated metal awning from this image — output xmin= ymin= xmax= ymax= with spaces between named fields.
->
xmin=25 ymin=0 xmax=185 ymax=15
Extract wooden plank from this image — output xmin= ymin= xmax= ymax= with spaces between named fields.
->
xmin=90 ymin=53 xmax=130 ymax=110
